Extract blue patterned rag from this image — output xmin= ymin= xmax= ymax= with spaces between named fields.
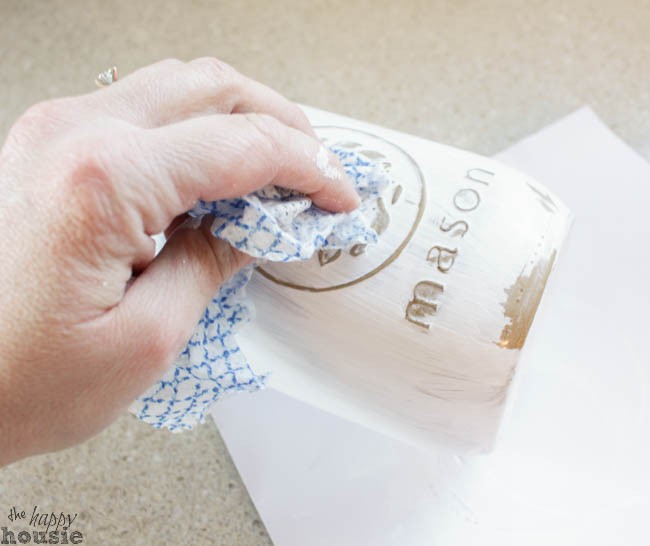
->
xmin=129 ymin=147 xmax=390 ymax=431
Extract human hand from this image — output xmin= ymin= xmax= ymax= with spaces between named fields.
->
xmin=0 ymin=58 xmax=359 ymax=466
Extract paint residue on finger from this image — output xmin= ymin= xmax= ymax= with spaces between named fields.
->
xmin=315 ymin=146 xmax=344 ymax=181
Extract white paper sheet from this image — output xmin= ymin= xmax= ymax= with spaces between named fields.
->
xmin=211 ymin=108 xmax=650 ymax=546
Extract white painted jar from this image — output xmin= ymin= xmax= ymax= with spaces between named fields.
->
xmin=238 ymin=107 xmax=571 ymax=453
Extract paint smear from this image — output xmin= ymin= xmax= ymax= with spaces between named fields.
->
xmin=499 ymin=249 xmax=557 ymax=349
xmin=315 ymin=146 xmax=344 ymax=181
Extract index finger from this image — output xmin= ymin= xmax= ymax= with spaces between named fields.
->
xmin=99 ymin=112 xmax=361 ymax=234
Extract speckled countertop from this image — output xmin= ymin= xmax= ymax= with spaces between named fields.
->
xmin=1 ymin=1 xmax=649 ymax=544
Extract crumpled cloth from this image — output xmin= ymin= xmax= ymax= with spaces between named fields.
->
xmin=129 ymin=147 xmax=390 ymax=431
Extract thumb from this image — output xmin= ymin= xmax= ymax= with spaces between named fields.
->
xmin=107 ymin=218 xmax=252 ymax=397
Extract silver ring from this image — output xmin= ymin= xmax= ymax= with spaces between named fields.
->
xmin=95 ymin=66 xmax=118 ymax=88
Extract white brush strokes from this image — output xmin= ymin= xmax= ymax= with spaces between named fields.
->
xmin=212 ymin=107 xmax=650 ymax=546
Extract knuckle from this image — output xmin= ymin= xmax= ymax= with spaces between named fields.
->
xmin=4 ymin=97 xmax=96 ymax=163
xmin=153 ymin=57 xmax=185 ymax=72
xmin=189 ymin=56 xmax=238 ymax=83
xmin=193 ymin=55 xmax=233 ymax=74
xmin=24 ymin=98 xmax=62 ymax=120
xmin=241 ymin=112 xmax=281 ymax=143
xmin=240 ymin=112 xmax=284 ymax=163
xmin=22 ymin=99 xmax=55 ymax=122
xmin=50 ymin=132 xmax=125 ymax=225
xmin=13 ymin=98 xmax=70 ymax=135
xmin=127 ymin=58 xmax=184 ymax=91
xmin=292 ymin=107 xmax=313 ymax=132
xmin=57 ymin=135 xmax=111 ymax=192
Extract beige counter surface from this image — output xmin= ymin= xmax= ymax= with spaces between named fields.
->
xmin=1 ymin=1 xmax=649 ymax=544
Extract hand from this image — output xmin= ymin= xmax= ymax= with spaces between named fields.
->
xmin=0 ymin=58 xmax=359 ymax=466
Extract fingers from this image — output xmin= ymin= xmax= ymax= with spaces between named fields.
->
xmin=98 ymin=219 xmax=252 ymax=402
xmin=91 ymin=57 xmax=316 ymax=137
xmin=106 ymin=112 xmax=360 ymax=235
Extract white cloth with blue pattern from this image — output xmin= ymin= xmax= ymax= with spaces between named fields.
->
xmin=129 ymin=147 xmax=390 ymax=431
